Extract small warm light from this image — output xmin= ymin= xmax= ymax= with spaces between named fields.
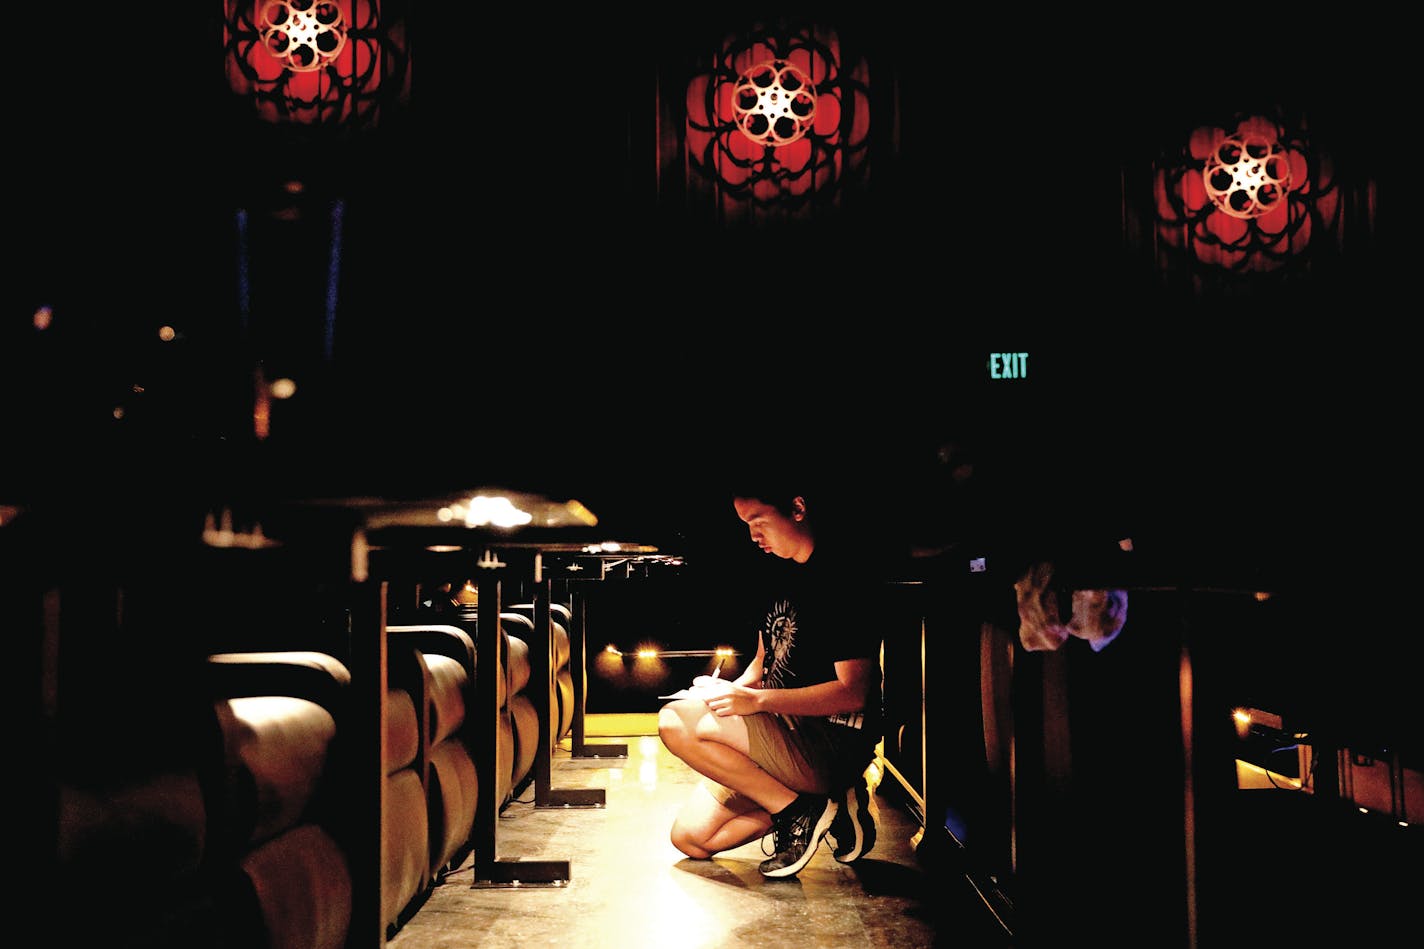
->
xmin=1254 ymin=591 xmax=1271 ymax=602
xmin=594 ymin=648 xmax=625 ymax=682
xmin=1359 ymin=807 xmax=1369 ymax=815
xmin=252 ymin=363 xmax=270 ymax=440
xmin=600 ymin=542 xmax=622 ymax=552
xmin=630 ymin=648 xmax=669 ymax=688
xmin=158 ymin=325 xmax=177 ymax=342
xmin=33 ymin=306 xmax=53 ymax=331
xmin=253 ymin=394 xmax=271 ymax=439
xmin=1399 ymin=821 xmax=1410 ymax=828
xmin=460 ymin=495 xmax=533 ymax=528
xmin=284 ymin=179 xmax=305 ymax=194
xmin=604 ymin=645 xmax=622 ymax=656
xmin=201 ymin=508 xmax=282 ymax=549
xmin=1232 ymin=708 xmax=1252 ymax=740
xmin=424 ymin=544 xmax=462 ymax=553
xmin=454 ymin=581 xmax=478 ymax=606
xmin=715 ymin=647 xmax=735 ymax=658
xmin=270 ymin=377 xmax=297 ymax=399
xmin=112 ymin=406 xmax=125 ymax=420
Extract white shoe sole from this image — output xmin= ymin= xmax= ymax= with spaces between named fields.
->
xmin=833 ymin=785 xmax=877 ymax=863
xmin=760 ymin=800 xmax=839 ymax=878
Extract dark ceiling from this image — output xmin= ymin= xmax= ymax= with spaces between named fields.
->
xmin=9 ymin=7 xmax=1413 ymax=577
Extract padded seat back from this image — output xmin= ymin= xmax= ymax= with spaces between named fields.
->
xmin=387 ymin=624 xmax=482 ymax=878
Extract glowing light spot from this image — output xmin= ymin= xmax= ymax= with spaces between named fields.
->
xmin=260 ymin=2 xmax=347 ymax=74
xmin=158 ymin=325 xmax=176 ymax=342
xmin=463 ymin=495 xmax=533 ymax=528
xmin=1232 ymin=708 xmax=1251 ymax=740
xmin=270 ymin=377 xmax=297 ymax=399
xmin=1202 ymin=121 xmax=1294 ymax=220
xmin=733 ymin=59 xmax=817 ymax=147
xmin=33 ymin=306 xmax=54 ymax=331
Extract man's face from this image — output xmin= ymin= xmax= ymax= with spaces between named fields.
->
xmin=733 ymin=497 xmax=804 ymax=560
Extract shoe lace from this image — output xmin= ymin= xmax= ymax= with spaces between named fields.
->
xmin=762 ymin=802 xmax=813 ymax=857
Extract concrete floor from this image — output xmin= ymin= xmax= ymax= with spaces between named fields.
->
xmin=386 ymin=728 xmax=1008 ymax=948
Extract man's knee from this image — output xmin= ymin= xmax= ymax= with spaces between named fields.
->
xmin=669 ymin=823 xmax=712 ymax=860
xmin=658 ymin=704 xmax=690 ymax=752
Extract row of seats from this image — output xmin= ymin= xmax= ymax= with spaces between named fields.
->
xmin=50 ymin=603 xmax=578 ymax=947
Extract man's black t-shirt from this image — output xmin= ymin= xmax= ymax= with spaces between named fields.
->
xmin=735 ymin=542 xmax=884 ymax=741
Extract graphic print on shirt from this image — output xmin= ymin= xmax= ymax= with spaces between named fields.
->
xmin=761 ymin=599 xmax=797 ymax=689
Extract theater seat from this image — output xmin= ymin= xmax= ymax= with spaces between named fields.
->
xmin=387 ymin=624 xmax=481 ymax=881
xmin=498 ymin=612 xmax=541 ymax=796
xmin=506 ymin=602 xmax=576 ymax=742
xmin=205 ymin=651 xmax=356 ymax=949
xmin=382 ymin=670 xmax=429 ymax=935
xmin=49 ymin=650 xmax=357 ymax=948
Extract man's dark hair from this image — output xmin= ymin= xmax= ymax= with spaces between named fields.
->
xmin=729 ymin=477 xmax=805 ymax=518
xmin=726 ymin=456 xmax=819 ymax=519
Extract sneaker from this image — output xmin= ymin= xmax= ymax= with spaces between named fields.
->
xmin=829 ymin=776 xmax=878 ymax=863
xmin=758 ymin=794 xmax=838 ymax=878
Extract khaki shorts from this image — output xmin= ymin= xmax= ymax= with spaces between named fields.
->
xmin=704 ymin=713 xmax=874 ymax=810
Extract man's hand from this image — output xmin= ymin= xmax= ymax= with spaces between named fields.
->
xmin=694 ymin=678 xmax=761 ymax=717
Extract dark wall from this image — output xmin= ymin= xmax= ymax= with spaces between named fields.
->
xmin=10 ymin=8 xmax=1412 ymax=587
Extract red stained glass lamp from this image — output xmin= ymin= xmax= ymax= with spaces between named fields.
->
xmin=223 ymin=0 xmax=410 ymax=129
xmin=1153 ymin=113 xmax=1335 ymax=276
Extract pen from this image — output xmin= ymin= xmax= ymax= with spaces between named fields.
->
xmin=712 ymin=658 xmax=725 ymax=679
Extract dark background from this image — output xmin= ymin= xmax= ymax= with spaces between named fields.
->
xmin=9 ymin=5 xmax=1413 ymax=587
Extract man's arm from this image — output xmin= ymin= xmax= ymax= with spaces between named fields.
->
xmin=732 ymin=633 xmax=765 ymax=688
xmin=751 ymin=657 xmax=875 ymax=717
xmin=704 ymin=656 xmax=875 ymax=718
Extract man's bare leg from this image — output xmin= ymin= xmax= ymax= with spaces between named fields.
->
xmin=659 ymin=698 xmax=798 ymax=856
xmin=667 ymin=783 xmax=774 ymax=858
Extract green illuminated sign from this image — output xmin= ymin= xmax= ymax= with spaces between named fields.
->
xmin=988 ymin=352 xmax=1028 ymax=379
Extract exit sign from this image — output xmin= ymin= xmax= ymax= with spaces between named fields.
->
xmin=988 ymin=352 xmax=1028 ymax=379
